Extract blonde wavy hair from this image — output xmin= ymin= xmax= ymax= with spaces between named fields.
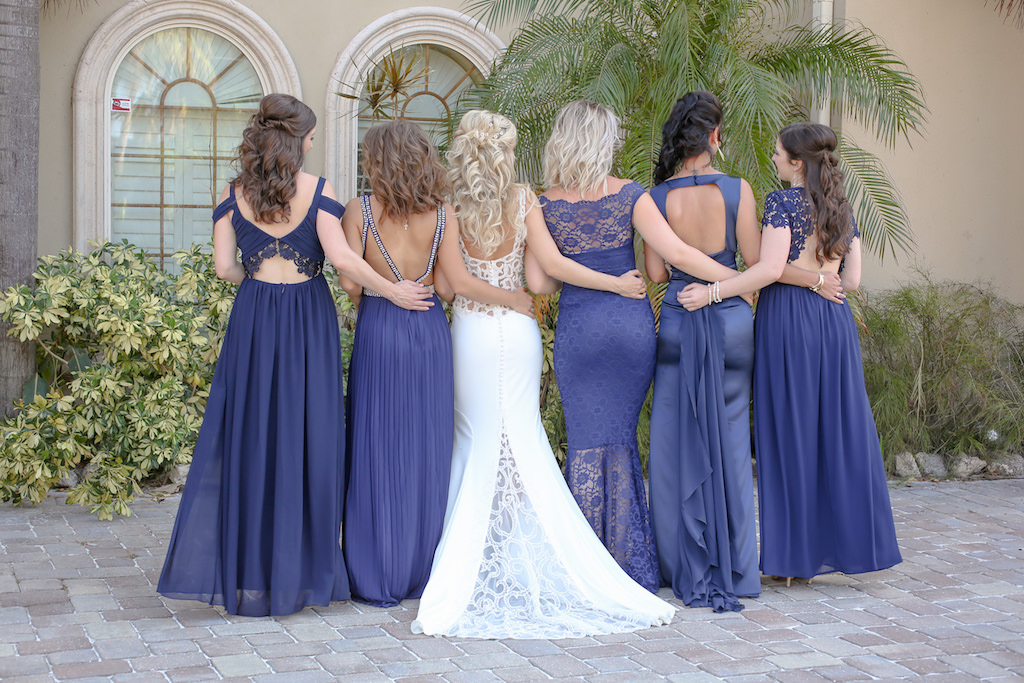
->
xmin=447 ymin=110 xmax=526 ymax=258
xmin=542 ymin=100 xmax=622 ymax=195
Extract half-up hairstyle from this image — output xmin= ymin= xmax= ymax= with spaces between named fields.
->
xmin=361 ymin=119 xmax=449 ymax=221
xmin=543 ymin=100 xmax=621 ymax=195
xmin=779 ymin=122 xmax=855 ymax=265
xmin=447 ymin=110 xmax=526 ymax=258
xmin=233 ymin=93 xmax=316 ymax=224
xmin=654 ymin=91 xmax=723 ymax=185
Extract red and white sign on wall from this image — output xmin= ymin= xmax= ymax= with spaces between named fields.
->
xmin=111 ymin=98 xmax=132 ymax=112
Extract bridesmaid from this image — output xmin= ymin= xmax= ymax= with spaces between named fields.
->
xmin=158 ymin=94 xmax=431 ymax=616
xmin=644 ymin=91 xmax=762 ymax=611
xmin=538 ymin=100 xmax=743 ymax=591
xmin=680 ymin=122 xmax=902 ymax=582
xmin=340 ymin=119 xmax=532 ymax=606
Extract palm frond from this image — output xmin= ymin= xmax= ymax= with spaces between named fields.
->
xmin=755 ymin=23 xmax=927 ymax=147
xmin=990 ymin=0 xmax=1024 ymax=29
xmin=838 ymin=137 xmax=915 ymax=261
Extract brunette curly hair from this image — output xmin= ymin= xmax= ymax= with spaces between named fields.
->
xmin=779 ymin=122 xmax=855 ymax=265
xmin=232 ymin=93 xmax=316 ymax=224
xmin=361 ymin=120 xmax=449 ymax=220
xmin=447 ymin=111 xmax=525 ymax=258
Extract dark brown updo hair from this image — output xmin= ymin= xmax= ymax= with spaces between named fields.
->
xmin=233 ymin=93 xmax=316 ymax=224
xmin=361 ymin=119 xmax=449 ymax=221
xmin=779 ymin=122 xmax=855 ymax=265
xmin=654 ymin=91 xmax=723 ymax=184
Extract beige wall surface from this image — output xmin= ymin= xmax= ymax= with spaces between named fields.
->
xmin=842 ymin=0 xmax=1024 ymax=303
xmin=37 ymin=0 xmax=509 ymax=257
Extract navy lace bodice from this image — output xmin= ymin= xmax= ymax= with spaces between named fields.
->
xmin=540 ymin=182 xmax=645 ymax=255
xmin=212 ymin=177 xmax=344 ymax=278
xmin=762 ymin=188 xmax=859 ymax=264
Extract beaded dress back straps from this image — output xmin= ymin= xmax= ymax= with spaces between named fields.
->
xmin=359 ymin=195 xmax=443 ymax=297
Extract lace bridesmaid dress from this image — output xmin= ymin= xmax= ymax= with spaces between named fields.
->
xmin=343 ymin=196 xmax=455 ymax=607
xmin=539 ymin=182 xmax=660 ymax=592
xmin=754 ymin=188 xmax=901 ymax=579
xmin=158 ymin=178 xmax=350 ymax=616
xmin=412 ymin=192 xmax=674 ymax=638
xmin=647 ymin=174 xmax=759 ymax=612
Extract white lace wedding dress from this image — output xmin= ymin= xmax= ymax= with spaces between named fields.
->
xmin=411 ymin=195 xmax=675 ymax=639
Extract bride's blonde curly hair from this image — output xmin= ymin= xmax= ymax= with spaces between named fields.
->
xmin=447 ymin=110 xmax=527 ymax=258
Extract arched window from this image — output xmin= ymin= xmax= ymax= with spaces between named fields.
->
xmin=326 ymin=8 xmax=505 ymax=200
xmin=73 ymin=0 xmax=300 ymax=255
xmin=110 ymin=27 xmax=262 ymax=268
xmin=355 ymin=44 xmax=481 ymax=194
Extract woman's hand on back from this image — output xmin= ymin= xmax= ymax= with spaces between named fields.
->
xmin=386 ymin=280 xmax=434 ymax=311
xmin=614 ymin=270 xmax=647 ymax=299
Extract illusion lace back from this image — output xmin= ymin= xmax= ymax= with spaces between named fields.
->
xmin=412 ymin=189 xmax=674 ymax=639
xmin=454 ymin=193 xmax=527 ymax=316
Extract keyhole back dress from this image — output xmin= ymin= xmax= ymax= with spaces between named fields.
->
xmin=647 ymin=173 xmax=759 ymax=612
xmin=158 ymin=177 xmax=351 ymax=616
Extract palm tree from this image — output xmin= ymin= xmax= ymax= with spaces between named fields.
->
xmin=0 ymin=0 xmax=41 ymax=414
xmin=465 ymin=0 xmax=926 ymax=261
xmin=991 ymin=0 xmax=1024 ymax=28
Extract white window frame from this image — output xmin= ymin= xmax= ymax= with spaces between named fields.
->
xmin=325 ymin=7 xmax=505 ymax=200
xmin=72 ymin=0 xmax=301 ymax=251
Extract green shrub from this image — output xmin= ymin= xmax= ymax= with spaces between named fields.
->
xmin=860 ymin=274 xmax=1024 ymax=469
xmin=0 ymin=242 xmax=234 ymax=519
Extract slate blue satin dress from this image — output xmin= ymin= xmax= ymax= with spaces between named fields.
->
xmin=754 ymin=188 xmax=901 ymax=579
xmin=647 ymin=174 xmax=759 ymax=612
xmin=540 ymin=182 xmax=660 ymax=593
xmin=343 ymin=197 xmax=454 ymax=607
xmin=158 ymin=178 xmax=350 ymax=616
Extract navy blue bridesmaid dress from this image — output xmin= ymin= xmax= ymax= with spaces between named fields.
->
xmin=539 ymin=181 xmax=660 ymax=592
xmin=754 ymin=188 xmax=901 ymax=579
xmin=158 ymin=178 xmax=350 ymax=616
xmin=343 ymin=197 xmax=454 ymax=607
xmin=647 ymin=174 xmax=759 ymax=612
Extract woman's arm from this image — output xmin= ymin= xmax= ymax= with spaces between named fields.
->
xmin=644 ymin=243 xmax=669 ymax=284
xmin=677 ymin=225 xmax=791 ymax=311
xmin=212 ymin=186 xmax=245 ymax=285
xmin=777 ymin=264 xmax=844 ymax=303
xmin=436 ymin=206 xmax=534 ymax=316
xmin=840 ymin=237 xmax=862 ymax=292
xmin=433 ymin=268 xmax=455 ymax=303
xmin=525 ymin=202 xmax=645 ymax=299
xmin=524 ymin=246 xmax=560 ymax=295
xmin=320 ymin=186 xmax=433 ymax=311
xmin=632 ymin=193 xmax=740 ymax=283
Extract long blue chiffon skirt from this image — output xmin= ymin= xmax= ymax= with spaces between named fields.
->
xmin=649 ymin=270 xmax=759 ymax=612
xmin=344 ymin=294 xmax=454 ymax=606
xmin=753 ymin=283 xmax=901 ymax=578
xmin=158 ymin=275 xmax=350 ymax=616
xmin=554 ymin=244 xmax=661 ymax=592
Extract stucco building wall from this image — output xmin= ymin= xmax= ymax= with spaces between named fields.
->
xmin=841 ymin=0 xmax=1024 ymax=303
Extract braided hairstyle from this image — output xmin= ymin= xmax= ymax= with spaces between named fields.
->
xmin=653 ymin=91 xmax=723 ymax=185
xmin=447 ymin=110 xmax=524 ymax=258
xmin=232 ymin=93 xmax=316 ymax=224
xmin=779 ymin=123 xmax=854 ymax=265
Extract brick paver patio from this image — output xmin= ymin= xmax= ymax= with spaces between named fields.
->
xmin=1 ymin=479 xmax=1022 ymax=681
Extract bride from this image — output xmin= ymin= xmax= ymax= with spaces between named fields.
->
xmin=411 ymin=111 xmax=675 ymax=639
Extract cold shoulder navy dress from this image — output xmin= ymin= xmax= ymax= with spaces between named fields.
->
xmin=539 ymin=182 xmax=660 ymax=593
xmin=754 ymin=188 xmax=901 ymax=579
xmin=343 ymin=197 xmax=455 ymax=607
xmin=647 ymin=174 xmax=759 ymax=612
xmin=158 ymin=178 xmax=350 ymax=616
